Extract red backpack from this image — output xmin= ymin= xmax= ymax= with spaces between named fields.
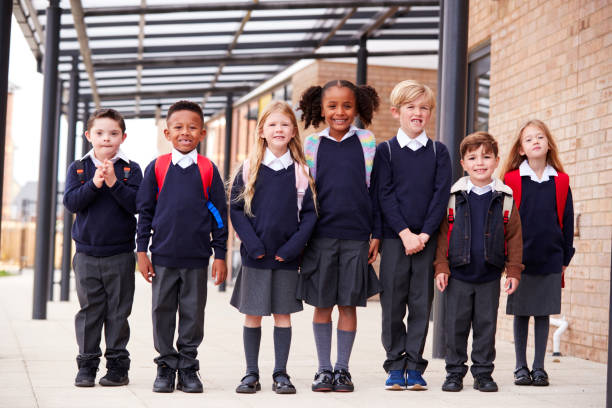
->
xmin=504 ymin=168 xmax=570 ymax=287
xmin=154 ymin=153 xmax=224 ymax=229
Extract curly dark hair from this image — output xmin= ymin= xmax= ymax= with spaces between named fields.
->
xmin=298 ymin=79 xmax=380 ymax=129
xmin=167 ymin=100 xmax=204 ymax=123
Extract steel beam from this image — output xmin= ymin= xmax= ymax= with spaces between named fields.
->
xmin=48 ymin=80 xmax=63 ymax=301
xmin=84 ymin=86 xmax=252 ymax=102
xmin=61 ymin=58 xmax=79 ymax=301
xmin=0 ymin=0 xmax=12 ymax=249
xmin=220 ymin=93 xmax=234 ymax=292
xmin=432 ymin=0 xmax=469 ymax=359
xmin=94 ymin=50 xmax=438 ymax=70
xmin=69 ymin=0 xmax=100 ymax=108
xmin=80 ymin=1 xmax=438 ymax=16
xmin=81 ymin=99 xmax=90 ymax=157
xmin=33 ymin=0 xmax=61 ymax=320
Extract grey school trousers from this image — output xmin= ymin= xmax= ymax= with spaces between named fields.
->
xmin=379 ymin=236 xmax=436 ymax=373
xmin=152 ymin=264 xmax=208 ymax=370
xmin=74 ymin=252 xmax=135 ymax=369
xmin=444 ymin=277 xmax=500 ymax=378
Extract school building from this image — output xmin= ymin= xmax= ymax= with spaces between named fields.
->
xmin=197 ymin=0 xmax=612 ymax=364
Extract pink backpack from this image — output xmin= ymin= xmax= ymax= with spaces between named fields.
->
xmin=241 ymin=158 xmax=310 ymax=220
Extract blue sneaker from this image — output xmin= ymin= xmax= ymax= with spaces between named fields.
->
xmin=385 ymin=370 xmax=406 ymax=390
xmin=406 ymin=370 xmax=427 ymax=390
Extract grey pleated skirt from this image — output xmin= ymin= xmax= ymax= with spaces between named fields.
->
xmin=296 ymin=236 xmax=381 ymax=308
xmin=506 ymin=272 xmax=562 ymax=316
xmin=230 ymin=266 xmax=303 ymax=316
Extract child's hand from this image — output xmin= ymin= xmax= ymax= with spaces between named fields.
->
xmin=102 ymin=159 xmax=117 ymax=187
xmin=368 ymin=238 xmax=380 ymax=264
xmin=435 ymin=273 xmax=448 ymax=292
xmin=93 ymin=166 xmax=104 ymax=188
xmin=399 ymin=228 xmax=424 ymax=255
xmin=137 ymin=252 xmax=155 ymax=283
xmin=275 ymin=255 xmax=285 ymax=262
xmin=212 ymin=259 xmax=227 ymax=285
xmin=418 ymin=233 xmax=430 ymax=245
xmin=505 ymin=277 xmax=519 ymax=294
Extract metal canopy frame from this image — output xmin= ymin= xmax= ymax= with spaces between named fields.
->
xmin=17 ymin=0 xmax=439 ymax=120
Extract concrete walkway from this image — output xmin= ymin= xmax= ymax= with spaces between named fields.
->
xmin=0 ymin=269 xmax=606 ymax=408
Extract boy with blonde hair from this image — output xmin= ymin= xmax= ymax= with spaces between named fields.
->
xmin=373 ymin=80 xmax=452 ymax=390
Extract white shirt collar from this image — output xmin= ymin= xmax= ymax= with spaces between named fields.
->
xmin=171 ymin=148 xmax=198 ymax=167
xmin=262 ymin=148 xmax=293 ymax=171
xmin=320 ymin=125 xmax=359 ymax=142
xmin=466 ymin=178 xmax=496 ymax=195
xmin=397 ymin=129 xmax=429 ymax=151
xmin=519 ymin=160 xmax=558 ymax=183
xmin=82 ymin=148 xmax=130 ymax=166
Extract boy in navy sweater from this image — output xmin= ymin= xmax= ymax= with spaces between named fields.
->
xmin=434 ymin=132 xmax=523 ymax=393
xmin=64 ymin=108 xmax=143 ymax=387
xmin=373 ymin=80 xmax=452 ymax=390
xmin=137 ymin=100 xmax=228 ymax=393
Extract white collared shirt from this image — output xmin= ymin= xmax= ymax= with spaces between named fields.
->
xmin=262 ymin=148 xmax=293 ymax=171
xmin=519 ymin=160 xmax=558 ymax=183
xmin=397 ymin=129 xmax=429 ymax=152
xmin=320 ymin=125 xmax=359 ymax=142
xmin=171 ymin=148 xmax=198 ymax=169
xmin=82 ymin=148 xmax=130 ymax=166
xmin=466 ymin=179 xmax=496 ymax=195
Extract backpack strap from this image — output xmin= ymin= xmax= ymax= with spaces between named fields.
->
xmin=303 ymin=133 xmax=320 ymax=180
xmin=154 ymin=153 xmax=173 ymax=200
xmin=504 ymin=169 xmax=522 ymax=210
xmin=196 ymin=155 xmax=213 ymax=201
xmin=555 ymin=172 xmax=569 ymax=229
xmin=355 ymin=129 xmax=376 ymax=187
xmin=432 ymin=139 xmax=437 ymax=156
xmin=446 ymin=194 xmax=456 ymax=257
xmin=502 ymin=194 xmax=514 ymax=256
xmin=385 ymin=140 xmax=391 ymax=162
xmin=120 ymin=161 xmax=132 ymax=182
xmin=75 ymin=160 xmax=86 ymax=184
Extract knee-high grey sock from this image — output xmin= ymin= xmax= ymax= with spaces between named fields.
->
xmin=334 ymin=329 xmax=356 ymax=371
xmin=513 ymin=316 xmax=529 ymax=369
xmin=313 ymin=322 xmax=333 ymax=372
xmin=533 ymin=316 xmax=550 ymax=369
xmin=273 ymin=326 xmax=292 ymax=373
xmin=243 ymin=326 xmax=261 ymax=375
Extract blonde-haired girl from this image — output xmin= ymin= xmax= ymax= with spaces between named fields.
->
xmin=501 ymin=119 xmax=575 ymax=387
xmin=229 ymin=100 xmax=317 ymax=394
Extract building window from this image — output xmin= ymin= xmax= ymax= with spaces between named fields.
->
xmin=467 ymin=44 xmax=490 ymax=134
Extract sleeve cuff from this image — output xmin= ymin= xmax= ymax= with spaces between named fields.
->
xmin=213 ymin=249 xmax=227 ymax=260
xmin=433 ymin=261 xmax=450 ymax=277
xmin=505 ymin=263 xmax=524 ymax=281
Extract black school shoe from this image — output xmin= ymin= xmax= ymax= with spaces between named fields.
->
xmin=311 ymin=370 xmax=334 ymax=392
xmin=99 ymin=367 xmax=129 ymax=386
xmin=514 ymin=366 xmax=532 ymax=386
xmin=441 ymin=373 xmax=463 ymax=392
xmin=272 ymin=371 xmax=297 ymax=394
xmin=177 ymin=368 xmax=203 ymax=393
xmin=74 ymin=367 xmax=97 ymax=387
xmin=531 ymin=368 xmax=549 ymax=386
xmin=473 ymin=374 xmax=498 ymax=392
xmin=236 ymin=373 xmax=261 ymax=394
xmin=153 ymin=365 xmax=176 ymax=393
xmin=333 ymin=369 xmax=354 ymax=392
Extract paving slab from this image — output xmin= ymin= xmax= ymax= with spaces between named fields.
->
xmin=0 ymin=270 xmax=605 ymax=408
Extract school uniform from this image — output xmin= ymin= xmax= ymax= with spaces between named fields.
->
xmin=230 ymin=149 xmax=317 ymax=316
xmin=373 ymin=129 xmax=452 ymax=373
xmin=297 ymin=126 xmax=380 ymax=308
xmin=506 ymin=161 xmax=575 ymax=316
xmin=136 ymin=148 xmax=228 ymax=370
xmin=434 ymin=177 xmax=523 ymax=378
xmin=63 ymin=149 xmax=142 ymax=370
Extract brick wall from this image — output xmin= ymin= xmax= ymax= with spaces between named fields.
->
xmin=469 ymin=0 xmax=612 ymax=363
xmin=291 ymin=61 xmax=438 ymax=143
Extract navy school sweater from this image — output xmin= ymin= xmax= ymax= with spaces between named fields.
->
xmin=450 ymin=191 xmax=502 ymax=283
xmin=314 ymin=136 xmax=375 ymax=241
xmin=520 ymin=177 xmax=575 ymax=275
xmin=136 ymin=158 xmax=228 ymax=268
xmin=63 ymin=157 xmax=143 ymax=257
xmin=373 ymin=137 xmax=452 ymax=238
xmin=230 ymin=163 xmax=317 ymax=270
